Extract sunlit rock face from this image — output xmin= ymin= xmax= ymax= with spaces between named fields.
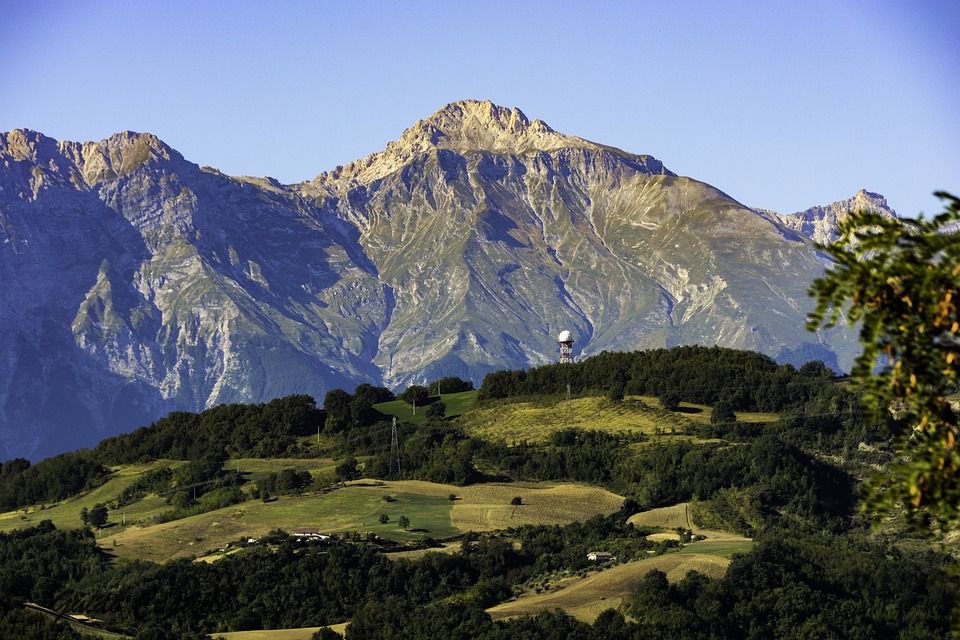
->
xmin=774 ymin=189 xmax=898 ymax=245
xmin=0 ymin=101 xmax=859 ymax=459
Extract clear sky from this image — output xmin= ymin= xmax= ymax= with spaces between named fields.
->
xmin=1 ymin=0 xmax=957 ymax=217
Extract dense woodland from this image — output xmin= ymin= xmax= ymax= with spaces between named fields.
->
xmin=0 ymin=346 xmax=955 ymax=639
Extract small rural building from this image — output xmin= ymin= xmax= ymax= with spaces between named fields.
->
xmin=292 ymin=528 xmax=330 ymax=540
xmin=587 ymin=551 xmax=615 ymax=562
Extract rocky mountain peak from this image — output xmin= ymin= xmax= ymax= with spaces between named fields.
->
xmin=775 ymin=189 xmax=898 ymax=245
xmin=305 ymin=100 xmax=611 ymax=189
xmin=1 ymin=129 xmax=182 ymax=190
xmin=399 ymin=99 xmax=557 ymax=152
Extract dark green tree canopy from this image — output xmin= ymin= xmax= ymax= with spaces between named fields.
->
xmin=399 ymin=385 xmax=430 ymax=406
xmin=425 ymin=401 xmax=446 ymax=421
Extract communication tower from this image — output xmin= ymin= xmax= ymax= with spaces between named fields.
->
xmin=558 ymin=330 xmax=574 ymax=364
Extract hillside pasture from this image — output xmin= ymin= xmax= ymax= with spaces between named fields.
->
xmin=460 ymin=394 xmax=779 ymax=445
xmin=374 ymin=390 xmax=477 ymax=425
xmin=486 ymin=552 xmax=732 ymax=623
xmin=460 ymin=395 xmax=697 ymax=443
xmin=0 ymin=460 xmax=180 ymax=534
xmin=628 ymin=503 xmax=753 ymax=554
xmin=101 ymin=479 xmax=623 ymax=563
xmin=448 ymin=482 xmax=624 ymax=531
xmin=212 ymin=622 xmax=348 ymax=640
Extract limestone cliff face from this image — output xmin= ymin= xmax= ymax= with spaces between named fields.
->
xmin=775 ymin=189 xmax=898 ymax=245
xmin=0 ymin=130 xmax=385 ymax=459
xmin=0 ymin=101 xmax=861 ymax=459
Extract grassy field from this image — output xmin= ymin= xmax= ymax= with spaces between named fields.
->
xmin=459 ymin=395 xmax=694 ymax=444
xmin=212 ymin=622 xmax=348 ymax=640
xmin=457 ymin=394 xmax=776 ymax=444
xmin=447 ymin=481 xmax=624 ymax=531
xmin=486 ymin=551 xmax=733 ymax=623
xmin=628 ymin=503 xmax=753 ymax=554
xmin=101 ymin=479 xmax=624 ymax=563
xmin=0 ymin=460 xmax=180 ymax=534
xmin=374 ymin=390 xmax=478 ymax=425
xmin=0 ymin=458 xmax=341 ymax=537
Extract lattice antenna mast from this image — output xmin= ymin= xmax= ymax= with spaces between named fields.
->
xmin=390 ymin=416 xmax=401 ymax=477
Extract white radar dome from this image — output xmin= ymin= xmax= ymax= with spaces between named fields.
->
xmin=557 ymin=330 xmax=573 ymax=343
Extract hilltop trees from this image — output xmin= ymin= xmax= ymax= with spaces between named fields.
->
xmin=477 ymin=345 xmax=835 ymax=414
xmin=425 ymin=377 xmax=474 ymax=394
xmin=399 ymin=385 xmax=429 ymax=406
xmin=325 ymin=385 xmax=392 ymax=433
xmin=93 ymin=395 xmax=323 ymax=462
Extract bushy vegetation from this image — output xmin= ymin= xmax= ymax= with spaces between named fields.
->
xmin=0 ymin=395 xmax=321 ymax=512
xmin=95 ymin=394 xmax=323 ymax=463
xmin=0 ymin=454 xmax=110 ymax=512
xmin=0 ymin=514 xmax=952 ymax=639
xmin=0 ymin=345 xmax=955 ymax=637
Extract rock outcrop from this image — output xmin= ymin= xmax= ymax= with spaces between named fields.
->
xmin=775 ymin=189 xmax=898 ymax=245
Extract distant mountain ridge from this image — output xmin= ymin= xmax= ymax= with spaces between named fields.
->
xmin=1 ymin=100 xmax=869 ymax=459
xmin=773 ymin=189 xmax=898 ymax=245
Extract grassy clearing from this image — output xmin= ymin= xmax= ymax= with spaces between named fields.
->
xmin=375 ymin=390 xmax=478 ymax=425
xmin=448 ymin=482 xmax=624 ymax=531
xmin=230 ymin=458 xmax=337 ymax=475
xmin=212 ymin=622 xmax=348 ymax=640
xmin=0 ymin=460 xmax=179 ymax=534
xmin=628 ymin=503 xmax=693 ymax=530
xmin=628 ymin=503 xmax=753 ymax=555
xmin=486 ymin=552 xmax=732 ymax=623
xmin=632 ymin=396 xmax=780 ymax=426
xmin=460 ymin=395 xmax=697 ymax=444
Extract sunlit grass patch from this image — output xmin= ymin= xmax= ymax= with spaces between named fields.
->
xmin=460 ymin=395 xmax=698 ymax=444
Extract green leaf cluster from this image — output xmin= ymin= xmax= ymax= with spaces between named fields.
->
xmin=808 ymin=191 xmax=960 ymax=529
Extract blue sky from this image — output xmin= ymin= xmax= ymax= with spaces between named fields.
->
xmin=1 ymin=0 xmax=957 ymax=216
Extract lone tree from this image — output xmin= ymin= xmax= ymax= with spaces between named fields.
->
xmin=88 ymin=503 xmax=108 ymax=528
xmin=397 ymin=515 xmax=410 ymax=530
xmin=425 ymin=401 xmax=446 ymax=421
xmin=808 ymin=191 xmax=960 ymax=530
xmin=660 ymin=390 xmax=682 ymax=412
xmin=399 ymin=385 xmax=429 ymax=406
xmin=334 ymin=457 xmax=361 ymax=486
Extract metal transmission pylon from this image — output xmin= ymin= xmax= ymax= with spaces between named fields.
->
xmin=390 ymin=416 xmax=401 ymax=478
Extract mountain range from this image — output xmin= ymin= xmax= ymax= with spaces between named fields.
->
xmin=0 ymin=100 xmax=896 ymax=460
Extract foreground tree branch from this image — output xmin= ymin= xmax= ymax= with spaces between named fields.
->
xmin=808 ymin=191 xmax=960 ymax=530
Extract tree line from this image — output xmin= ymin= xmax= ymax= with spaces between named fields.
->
xmin=478 ymin=345 xmax=838 ymax=413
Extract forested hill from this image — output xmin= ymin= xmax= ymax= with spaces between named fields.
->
xmin=0 ymin=345 xmax=952 ymax=639
xmin=479 ymin=345 xmax=839 ymax=410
